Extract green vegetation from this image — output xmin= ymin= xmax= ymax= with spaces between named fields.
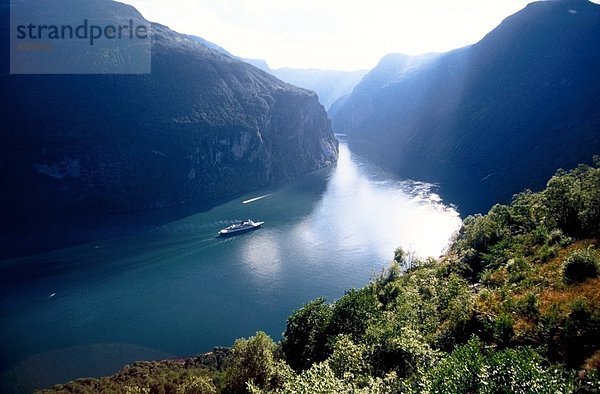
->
xmin=39 ymin=160 xmax=600 ymax=393
xmin=562 ymin=249 xmax=599 ymax=285
xmin=37 ymin=355 xmax=224 ymax=394
xmin=225 ymin=332 xmax=285 ymax=393
xmin=401 ymin=338 xmax=574 ymax=394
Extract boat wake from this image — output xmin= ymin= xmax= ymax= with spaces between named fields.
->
xmin=242 ymin=194 xmax=271 ymax=204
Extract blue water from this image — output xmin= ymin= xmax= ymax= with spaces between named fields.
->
xmin=0 ymin=142 xmax=461 ymax=392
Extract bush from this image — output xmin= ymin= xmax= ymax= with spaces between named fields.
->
xmin=452 ymin=214 xmax=508 ymax=279
xmin=561 ymin=299 xmax=600 ymax=368
xmin=506 ymin=257 xmax=530 ymax=284
xmin=547 ymin=228 xmax=573 ymax=247
xmin=562 ymin=249 xmax=599 ymax=285
xmin=494 ymin=313 xmax=515 ymax=348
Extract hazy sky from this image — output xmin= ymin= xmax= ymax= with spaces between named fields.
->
xmin=121 ymin=0 xmax=598 ymax=71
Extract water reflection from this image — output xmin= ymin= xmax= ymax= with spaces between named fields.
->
xmin=235 ymin=142 xmax=461 ymax=292
xmin=240 ymin=231 xmax=283 ymax=283
xmin=0 ymin=141 xmax=461 ymax=393
xmin=293 ymin=143 xmax=459 ymax=261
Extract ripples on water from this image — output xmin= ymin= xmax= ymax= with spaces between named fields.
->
xmin=0 ymin=142 xmax=461 ymax=393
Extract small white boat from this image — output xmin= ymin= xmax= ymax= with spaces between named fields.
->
xmin=218 ymin=219 xmax=264 ymax=236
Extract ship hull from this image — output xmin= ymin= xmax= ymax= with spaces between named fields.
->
xmin=218 ymin=222 xmax=264 ymax=237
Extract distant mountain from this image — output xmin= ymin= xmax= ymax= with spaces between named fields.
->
xmin=0 ymin=0 xmax=338 ymax=252
xmin=269 ymin=67 xmax=367 ymax=110
xmin=328 ymin=52 xmax=441 ymax=122
xmin=331 ymin=0 xmax=600 ymax=215
xmin=245 ymin=59 xmax=367 ymax=110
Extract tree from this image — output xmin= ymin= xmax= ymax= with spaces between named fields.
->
xmin=225 ymin=332 xmax=281 ymax=394
xmin=328 ymin=335 xmax=369 ymax=381
xmin=281 ymin=298 xmax=333 ymax=371
xmin=328 ymin=288 xmax=381 ymax=343
xmin=393 ymin=247 xmax=418 ymax=271
xmin=179 ymin=376 xmax=216 ymax=394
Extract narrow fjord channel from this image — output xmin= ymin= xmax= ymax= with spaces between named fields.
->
xmin=0 ymin=141 xmax=461 ymax=392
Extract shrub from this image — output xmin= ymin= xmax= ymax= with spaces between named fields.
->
xmin=460 ymin=214 xmax=505 ymax=253
xmin=562 ymin=249 xmax=599 ymax=285
xmin=493 ymin=313 xmax=515 ymax=348
xmin=516 ymin=292 xmax=539 ymax=316
xmin=547 ymin=228 xmax=573 ymax=247
xmin=544 ymin=164 xmax=600 ymax=238
xmin=538 ymin=244 xmax=559 ymax=263
xmin=393 ymin=247 xmax=420 ymax=272
xmin=506 ymin=257 xmax=530 ymax=284
xmin=486 ymin=347 xmax=574 ymax=393
xmin=452 ymin=214 xmax=508 ymax=279
xmin=562 ymin=299 xmax=600 ymax=368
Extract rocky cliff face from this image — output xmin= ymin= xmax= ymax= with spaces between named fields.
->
xmin=0 ymin=1 xmax=338 ymax=238
xmin=331 ymin=0 xmax=600 ymax=215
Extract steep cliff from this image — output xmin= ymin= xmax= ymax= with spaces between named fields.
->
xmin=0 ymin=0 xmax=338 ymax=249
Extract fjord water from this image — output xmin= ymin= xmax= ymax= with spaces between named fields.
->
xmin=0 ymin=142 xmax=461 ymax=392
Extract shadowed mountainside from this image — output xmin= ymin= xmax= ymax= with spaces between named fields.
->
xmin=0 ymin=0 xmax=338 ymax=256
xmin=331 ymin=0 xmax=600 ymax=215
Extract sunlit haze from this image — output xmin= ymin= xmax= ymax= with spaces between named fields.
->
xmin=120 ymin=0 xmax=599 ymax=70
